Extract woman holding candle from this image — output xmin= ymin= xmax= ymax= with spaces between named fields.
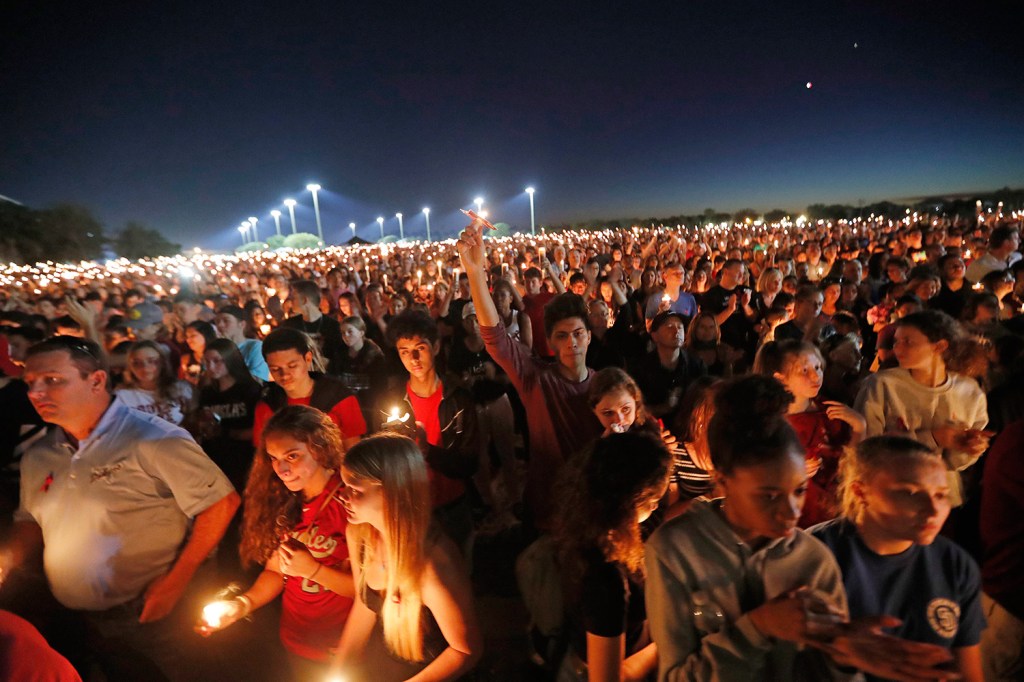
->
xmin=196 ymin=405 xmax=354 ymax=681
xmin=330 ymin=433 xmax=482 ymax=681
xmin=116 ymin=340 xmax=194 ymax=425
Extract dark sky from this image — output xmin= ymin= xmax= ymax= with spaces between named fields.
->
xmin=3 ymin=1 xmax=1023 ymax=250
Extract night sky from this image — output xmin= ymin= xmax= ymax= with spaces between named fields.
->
xmin=3 ymin=1 xmax=1023 ymax=250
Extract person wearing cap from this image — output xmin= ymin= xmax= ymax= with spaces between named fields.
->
xmin=629 ymin=311 xmax=708 ymax=426
xmin=5 ymin=336 xmax=239 ymax=680
xmin=214 ymin=305 xmax=270 ymax=381
xmin=124 ymin=301 xmax=165 ymax=342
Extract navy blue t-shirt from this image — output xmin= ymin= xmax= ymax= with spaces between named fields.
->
xmin=811 ymin=517 xmax=984 ymax=649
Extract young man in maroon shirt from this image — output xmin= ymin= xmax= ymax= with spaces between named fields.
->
xmin=458 ymin=221 xmax=601 ymax=530
xmin=382 ymin=310 xmax=479 ymax=551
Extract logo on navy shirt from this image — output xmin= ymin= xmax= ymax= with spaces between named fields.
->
xmin=926 ymin=598 xmax=960 ymax=638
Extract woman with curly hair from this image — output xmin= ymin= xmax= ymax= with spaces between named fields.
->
xmin=554 ymin=431 xmax=671 ymax=682
xmin=116 ymin=339 xmax=193 ymax=425
xmin=196 ymin=405 xmax=354 ymax=680
xmin=330 ymin=433 xmax=482 ymax=681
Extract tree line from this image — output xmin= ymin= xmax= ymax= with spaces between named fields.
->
xmin=0 ymin=201 xmax=180 ymax=265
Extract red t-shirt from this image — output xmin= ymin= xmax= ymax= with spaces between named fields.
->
xmin=253 ymin=394 xmax=367 ymax=447
xmin=788 ymin=405 xmax=850 ymax=528
xmin=523 ymin=290 xmax=556 ymax=357
xmin=407 ymin=381 xmax=465 ymax=508
xmin=279 ymin=474 xmax=353 ymax=661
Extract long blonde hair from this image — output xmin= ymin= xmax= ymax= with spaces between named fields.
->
xmin=344 ymin=433 xmax=432 ymax=662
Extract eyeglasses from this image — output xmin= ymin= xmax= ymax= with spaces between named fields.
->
xmin=48 ymin=336 xmax=103 ymax=363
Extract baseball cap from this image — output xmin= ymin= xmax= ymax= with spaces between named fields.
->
xmin=649 ymin=310 xmax=687 ymax=333
xmin=462 ymin=302 xmax=477 ymax=319
xmin=125 ymin=302 xmax=164 ymax=330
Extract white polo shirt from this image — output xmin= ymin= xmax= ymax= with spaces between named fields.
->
xmin=15 ymin=396 xmax=234 ymax=610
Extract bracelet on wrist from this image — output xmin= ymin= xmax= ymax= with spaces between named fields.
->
xmin=235 ymin=594 xmax=253 ymax=619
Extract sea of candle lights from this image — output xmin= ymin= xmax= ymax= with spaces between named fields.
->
xmin=0 ymin=208 xmax=1019 ymax=299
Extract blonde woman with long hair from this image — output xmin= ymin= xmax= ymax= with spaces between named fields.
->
xmin=330 ymin=433 xmax=482 ymax=681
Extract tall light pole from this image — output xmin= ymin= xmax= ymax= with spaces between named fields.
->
xmin=396 ymin=213 xmax=404 ymax=240
xmin=248 ymin=216 xmax=259 ymax=242
xmin=423 ymin=207 xmax=431 ymax=242
xmin=526 ymin=187 xmax=536 ymax=235
xmin=237 ymin=225 xmax=247 ymax=246
xmin=270 ymin=209 xmax=282 ymax=236
xmin=306 ymin=184 xmax=324 ymax=243
xmin=241 ymin=220 xmax=252 ymax=242
xmin=349 ymin=222 xmax=356 ymax=238
xmin=283 ymin=199 xmax=298 ymax=234
xmin=474 ymin=196 xmax=484 ymax=216
xmin=377 ymin=216 xmax=384 ymax=240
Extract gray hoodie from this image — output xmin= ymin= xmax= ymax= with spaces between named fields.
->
xmin=645 ymin=499 xmax=857 ymax=681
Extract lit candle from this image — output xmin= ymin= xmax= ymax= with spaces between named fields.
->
xmin=260 ymin=323 xmax=272 ymax=336
xmin=266 ymin=287 xmax=276 ymax=298
xmin=417 ymin=270 xmax=422 ymax=286
xmin=202 ymin=600 xmax=237 ymax=629
xmin=385 ymin=407 xmax=411 ymax=425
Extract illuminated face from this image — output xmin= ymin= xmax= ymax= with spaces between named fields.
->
xmin=24 ymin=350 xmax=107 ymax=429
xmin=266 ymin=349 xmax=313 ymax=395
xmin=396 ymin=335 xmax=437 ymax=382
xmin=823 ymin=284 xmax=841 ymax=305
xmin=593 ymin=387 xmax=637 ymax=433
xmin=588 ymin=301 xmax=609 ymax=330
xmin=185 ymin=327 xmax=207 ymax=354
xmin=719 ymin=449 xmax=808 ymax=541
xmin=693 ymin=316 xmax=717 ymax=343
xmin=548 ymin=317 xmax=591 ymax=368
xmin=893 ymin=325 xmax=944 ymax=372
xmin=340 ymin=323 xmax=364 ymax=348
xmin=340 ymin=466 xmax=385 ymax=528
xmin=781 ymin=351 xmax=823 ymax=400
xmin=570 ymin=279 xmax=587 ymax=296
xmin=637 ymin=479 xmax=669 ymax=524
xmin=215 ymin=313 xmax=244 ymax=340
xmin=653 ymin=317 xmax=686 ymax=350
xmin=856 ymin=457 xmax=950 ymax=546
xmin=795 ymin=294 xmax=824 ymax=322
xmin=763 ymin=272 xmax=783 ymax=295
xmin=941 ymin=258 xmax=965 ymax=280
xmin=525 ymin=276 xmax=543 ymax=296
xmin=338 ymin=297 xmax=353 ymax=317
xmin=204 ymin=349 xmax=228 ymax=381
xmin=128 ymin=347 xmax=163 ymax=388
xmin=264 ymin=432 xmax=328 ymax=498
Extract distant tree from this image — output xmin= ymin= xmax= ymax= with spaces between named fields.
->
xmin=284 ymin=233 xmax=322 ymax=249
xmin=733 ymin=208 xmax=759 ymax=222
xmin=491 ymin=222 xmax=513 ymax=237
xmin=113 ymin=221 xmax=181 ymax=260
xmin=236 ymin=242 xmax=267 ymax=253
xmin=0 ymin=202 xmax=106 ymax=264
xmin=764 ymin=209 xmax=789 ymax=222
xmin=265 ymin=234 xmax=286 ymax=249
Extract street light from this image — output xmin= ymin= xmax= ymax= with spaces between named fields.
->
xmin=377 ymin=216 xmax=384 ymax=240
xmin=270 ymin=209 xmax=282 ymax=236
xmin=423 ymin=207 xmax=431 ymax=242
xmin=474 ymin=196 xmax=484 ymax=215
xmin=248 ymin=216 xmax=259 ymax=242
xmin=306 ymin=184 xmax=324 ymax=243
xmin=237 ymin=225 xmax=247 ymax=246
xmin=283 ymin=199 xmax=298 ymax=234
xmin=349 ymin=222 xmax=356 ymax=237
xmin=396 ymin=213 xmax=404 ymax=240
xmin=241 ymin=220 xmax=252 ymax=242
xmin=525 ymin=187 xmax=536 ymax=235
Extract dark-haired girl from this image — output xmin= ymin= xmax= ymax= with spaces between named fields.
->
xmin=645 ymin=375 xmax=955 ymax=680
xmin=855 ymin=310 xmax=990 ymax=507
xmin=555 ymin=431 xmax=671 ymax=682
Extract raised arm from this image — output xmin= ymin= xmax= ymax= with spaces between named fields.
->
xmin=456 ymin=222 xmax=499 ymax=328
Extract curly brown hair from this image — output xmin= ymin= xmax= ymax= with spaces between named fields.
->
xmin=239 ymin=405 xmax=345 ymax=566
xmin=554 ymin=431 xmax=671 ymax=603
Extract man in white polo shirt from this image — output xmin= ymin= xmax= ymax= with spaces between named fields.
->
xmin=4 ymin=336 xmax=239 ymax=680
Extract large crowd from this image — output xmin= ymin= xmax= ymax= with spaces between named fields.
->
xmin=0 ymin=211 xmax=1022 ymax=681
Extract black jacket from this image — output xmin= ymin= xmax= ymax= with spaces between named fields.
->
xmin=378 ymin=380 xmax=480 ymax=480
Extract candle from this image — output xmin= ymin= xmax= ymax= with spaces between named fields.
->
xmin=382 ymin=274 xmax=388 ymax=289
xmin=202 ymin=600 xmax=237 ymax=629
xmin=454 ymin=268 xmax=460 ymax=281
xmin=265 ymin=287 xmax=276 ymax=298
xmin=417 ymin=270 xmax=422 ymax=286
xmin=260 ymin=324 xmax=272 ymax=336
xmin=385 ymin=407 xmax=411 ymax=425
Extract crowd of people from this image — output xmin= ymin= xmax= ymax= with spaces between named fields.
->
xmin=0 ymin=211 xmax=1022 ymax=681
